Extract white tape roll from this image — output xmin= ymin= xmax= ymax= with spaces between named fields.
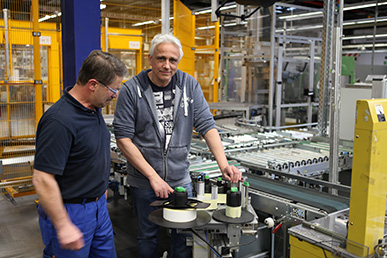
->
xmin=163 ymin=208 xmax=197 ymax=223
xmin=225 ymin=205 xmax=242 ymax=218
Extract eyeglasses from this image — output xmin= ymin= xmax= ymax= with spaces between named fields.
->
xmin=96 ymin=80 xmax=119 ymax=95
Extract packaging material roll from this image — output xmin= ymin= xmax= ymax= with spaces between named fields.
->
xmin=225 ymin=205 xmax=242 ymax=218
xmin=163 ymin=208 xmax=197 ymax=223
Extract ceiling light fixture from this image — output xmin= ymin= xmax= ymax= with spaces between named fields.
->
xmin=279 ymin=1 xmax=387 ymax=21
xmin=343 ymin=1 xmax=387 ymax=11
xmin=132 ymin=4 xmax=237 ymax=27
xmin=197 ymin=21 xmax=247 ymax=30
xmin=39 ymin=4 xmax=106 ymax=22
xmin=194 ymin=4 xmax=236 ymax=15
xmin=344 ymin=16 xmax=387 ymax=26
xmin=39 ymin=12 xmax=61 ymax=22
xmin=342 ymin=43 xmax=387 ymax=48
xmin=343 ymin=34 xmax=387 ymax=40
xmin=278 ymin=11 xmax=322 ymax=20
xmin=132 ymin=17 xmax=174 ymax=27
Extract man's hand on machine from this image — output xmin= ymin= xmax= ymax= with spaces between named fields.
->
xmin=221 ymin=165 xmax=242 ymax=183
xmin=149 ymin=174 xmax=174 ymax=198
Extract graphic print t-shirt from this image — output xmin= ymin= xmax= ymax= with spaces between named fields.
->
xmin=149 ymin=76 xmax=176 ymax=149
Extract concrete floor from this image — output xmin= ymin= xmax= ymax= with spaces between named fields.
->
xmin=0 ymin=193 xmax=171 ymax=258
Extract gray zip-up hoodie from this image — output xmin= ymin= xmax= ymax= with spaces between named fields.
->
xmin=113 ymin=69 xmax=216 ymax=189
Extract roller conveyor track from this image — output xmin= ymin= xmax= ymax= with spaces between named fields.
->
xmin=247 ymin=173 xmax=350 ymax=213
xmin=228 ymin=147 xmax=330 ymax=170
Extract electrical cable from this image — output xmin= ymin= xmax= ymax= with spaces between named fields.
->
xmin=191 ymin=229 xmax=223 ymax=258
xmin=205 ymin=231 xmax=223 ymax=258
xmin=227 ymin=234 xmax=258 ymax=249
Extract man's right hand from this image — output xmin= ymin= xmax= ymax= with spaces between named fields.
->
xmin=149 ymin=174 xmax=174 ymax=199
xmin=57 ymin=222 xmax=85 ymax=251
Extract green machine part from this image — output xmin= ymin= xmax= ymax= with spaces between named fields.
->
xmin=342 ymin=55 xmax=355 ymax=84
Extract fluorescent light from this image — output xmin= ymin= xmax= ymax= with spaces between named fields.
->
xmin=224 ymin=21 xmax=247 ymax=27
xmin=197 ymin=25 xmax=215 ymax=30
xmin=275 ymin=24 xmax=323 ymax=33
xmin=278 ymin=1 xmax=387 ymax=21
xmin=132 ymin=20 xmax=155 ymax=26
xmin=39 ymin=3 xmax=106 ymax=23
xmin=197 ymin=21 xmax=247 ymax=30
xmin=132 ymin=17 xmax=173 ymax=27
xmin=343 ymin=34 xmax=387 ymax=40
xmin=343 ymin=16 xmax=387 ymax=26
xmin=38 ymin=12 xmax=61 ymax=22
xmin=344 ymin=1 xmax=387 ymax=11
xmin=342 ymin=43 xmax=387 ymax=49
xmin=278 ymin=11 xmax=322 ymax=20
xmin=194 ymin=4 xmax=236 ymax=15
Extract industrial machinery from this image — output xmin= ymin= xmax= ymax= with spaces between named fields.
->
xmin=146 ymin=179 xmax=262 ymax=258
xmin=186 ymin=151 xmax=351 ymax=258
xmin=110 ymin=117 xmax=355 ymax=257
xmin=288 ymin=99 xmax=387 ymax=258
xmin=188 ymin=120 xmax=357 ymax=257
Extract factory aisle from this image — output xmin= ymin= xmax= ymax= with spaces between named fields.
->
xmin=0 ymin=194 xmax=43 ymax=258
xmin=0 ymin=193 xmax=171 ymax=258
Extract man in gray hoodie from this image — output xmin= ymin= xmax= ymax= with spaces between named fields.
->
xmin=113 ymin=33 xmax=241 ymax=258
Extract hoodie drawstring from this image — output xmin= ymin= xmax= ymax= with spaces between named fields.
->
xmin=137 ymin=85 xmax=142 ymax=98
xmin=183 ymin=84 xmax=188 ymax=117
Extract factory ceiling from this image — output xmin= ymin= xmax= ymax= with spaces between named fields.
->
xmin=1 ymin=0 xmax=386 ymax=52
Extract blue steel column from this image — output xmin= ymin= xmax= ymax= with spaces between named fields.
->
xmin=61 ymin=0 xmax=101 ymax=89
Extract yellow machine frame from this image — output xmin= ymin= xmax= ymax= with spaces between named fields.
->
xmin=347 ymin=99 xmax=387 ymax=257
xmin=289 ymin=99 xmax=387 ymax=258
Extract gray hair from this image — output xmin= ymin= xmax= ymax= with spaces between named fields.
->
xmin=149 ymin=33 xmax=184 ymax=61
xmin=77 ymin=50 xmax=128 ymax=86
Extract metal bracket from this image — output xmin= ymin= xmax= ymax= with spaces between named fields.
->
xmin=0 ymin=160 xmax=3 ymax=175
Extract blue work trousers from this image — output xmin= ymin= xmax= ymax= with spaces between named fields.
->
xmin=37 ymin=195 xmax=116 ymax=258
xmin=131 ymin=182 xmax=193 ymax=258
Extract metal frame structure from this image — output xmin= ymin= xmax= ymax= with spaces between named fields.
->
xmin=272 ymin=34 xmax=321 ymax=129
xmin=269 ymin=3 xmax=323 ymax=130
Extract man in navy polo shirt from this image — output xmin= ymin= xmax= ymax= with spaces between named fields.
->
xmin=33 ymin=50 xmax=127 ymax=258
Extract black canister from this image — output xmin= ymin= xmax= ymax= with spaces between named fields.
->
xmin=172 ymin=187 xmax=188 ymax=207
xmin=226 ymin=186 xmax=242 ymax=218
xmin=204 ymin=175 xmax=211 ymax=193
xmin=226 ymin=187 xmax=241 ymax=207
xmin=217 ymin=177 xmax=225 ymax=193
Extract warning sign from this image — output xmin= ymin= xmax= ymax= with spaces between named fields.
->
xmin=375 ymin=104 xmax=386 ymax=122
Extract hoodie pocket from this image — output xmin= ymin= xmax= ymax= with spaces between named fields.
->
xmin=166 ymin=146 xmax=190 ymax=182
xmin=140 ymin=146 xmax=164 ymax=175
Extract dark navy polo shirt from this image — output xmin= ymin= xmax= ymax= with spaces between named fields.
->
xmin=34 ymin=86 xmax=111 ymax=200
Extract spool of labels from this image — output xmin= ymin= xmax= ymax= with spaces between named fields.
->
xmin=225 ymin=187 xmax=241 ymax=218
xmin=163 ymin=208 xmax=197 ymax=223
